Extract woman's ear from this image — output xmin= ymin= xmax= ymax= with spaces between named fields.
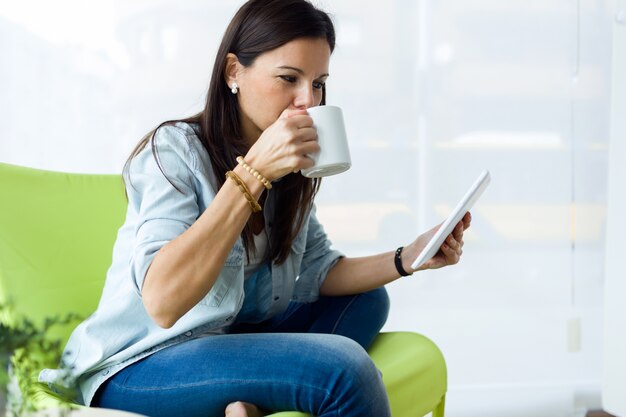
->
xmin=224 ymin=53 xmax=242 ymax=89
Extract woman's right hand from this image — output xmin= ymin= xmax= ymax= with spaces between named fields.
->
xmin=243 ymin=108 xmax=320 ymax=181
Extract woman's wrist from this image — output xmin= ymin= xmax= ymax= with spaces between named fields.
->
xmin=394 ymin=247 xmax=413 ymax=277
xmin=236 ymin=156 xmax=272 ymax=189
xmin=242 ymin=152 xmax=278 ymax=182
xmin=233 ymin=165 xmax=265 ymax=197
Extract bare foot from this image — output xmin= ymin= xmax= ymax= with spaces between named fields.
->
xmin=225 ymin=401 xmax=265 ymax=417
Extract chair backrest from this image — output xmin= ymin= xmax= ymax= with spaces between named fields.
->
xmin=0 ymin=162 xmax=127 ymax=344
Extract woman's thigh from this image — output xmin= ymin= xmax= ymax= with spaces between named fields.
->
xmin=93 ymin=333 xmax=390 ymax=417
xmin=230 ymin=287 xmax=390 ymax=351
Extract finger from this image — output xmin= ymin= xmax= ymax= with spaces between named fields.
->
xmin=292 ymin=154 xmax=316 ymax=172
xmin=440 ymin=242 xmax=460 ymax=264
xmin=446 ymin=235 xmax=464 ymax=256
xmin=294 ymin=126 xmax=318 ymax=142
xmin=452 ymin=222 xmax=464 ymax=240
xmin=282 ymin=114 xmax=313 ymax=130
xmin=288 ymin=114 xmax=314 ymax=128
xmin=284 ymin=108 xmax=308 ymax=119
xmin=445 ymin=234 xmax=460 ymax=251
xmin=463 ymin=212 xmax=472 ymax=229
xmin=289 ymin=141 xmax=319 ymax=163
xmin=278 ymin=108 xmax=293 ymax=119
xmin=298 ymin=139 xmax=320 ymax=156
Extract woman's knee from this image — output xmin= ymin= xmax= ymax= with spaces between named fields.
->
xmin=319 ymin=335 xmax=390 ymax=414
xmin=318 ymin=335 xmax=379 ymax=383
xmin=370 ymin=287 xmax=390 ymax=314
xmin=332 ymin=286 xmax=390 ymax=350
xmin=358 ymin=287 xmax=390 ymax=330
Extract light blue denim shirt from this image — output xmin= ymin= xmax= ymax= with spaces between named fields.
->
xmin=39 ymin=122 xmax=343 ymax=405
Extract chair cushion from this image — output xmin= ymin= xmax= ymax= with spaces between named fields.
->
xmin=0 ymin=163 xmax=127 ymax=343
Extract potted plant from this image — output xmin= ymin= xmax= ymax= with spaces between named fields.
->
xmin=0 ymin=304 xmax=79 ymax=417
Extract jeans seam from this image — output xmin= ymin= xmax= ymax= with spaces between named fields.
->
xmin=330 ymin=294 xmax=360 ymax=335
xmin=108 ymin=377 xmax=344 ymax=415
xmin=108 ymin=376 xmax=336 ymax=400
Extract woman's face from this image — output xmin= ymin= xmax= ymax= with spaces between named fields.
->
xmin=227 ymin=37 xmax=331 ymax=144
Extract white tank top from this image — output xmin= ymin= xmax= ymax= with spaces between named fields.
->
xmin=243 ymin=229 xmax=269 ymax=277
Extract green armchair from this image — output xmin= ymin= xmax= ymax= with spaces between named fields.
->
xmin=0 ymin=162 xmax=446 ymax=417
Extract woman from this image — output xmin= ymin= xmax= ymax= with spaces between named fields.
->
xmin=41 ymin=0 xmax=470 ymax=416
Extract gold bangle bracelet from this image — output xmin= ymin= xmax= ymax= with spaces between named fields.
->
xmin=236 ymin=156 xmax=272 ymax=190
xmin=226 ymin=171 xmax=262 ymax=212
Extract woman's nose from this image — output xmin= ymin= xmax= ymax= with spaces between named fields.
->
xmin=294 ymin=85 xmax=316 ymax=109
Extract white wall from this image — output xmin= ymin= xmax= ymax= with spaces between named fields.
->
xmin=0 ymin=1 xmax=614 ymax=416
xmin=603 ymin=0 xmax=626 ymax=415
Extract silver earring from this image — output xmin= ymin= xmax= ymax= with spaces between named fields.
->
xmin=230 ymin=82 xmax=239 ymax=94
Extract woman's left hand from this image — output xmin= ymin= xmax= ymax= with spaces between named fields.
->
xmin=402 ymin=212 xmax=472 ymax=273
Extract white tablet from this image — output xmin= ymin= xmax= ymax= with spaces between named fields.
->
xmin=411 ymin=169 xmax=491 ymax=270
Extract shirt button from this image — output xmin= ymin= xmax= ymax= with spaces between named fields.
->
xmin=185 ymin=331 xmax=193 ymax=337
xmin=102 ymin=370 xmax=110 ymax=376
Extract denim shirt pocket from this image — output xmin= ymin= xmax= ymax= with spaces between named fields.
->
xmin=201 ymin=242 xmax=244 ymax=308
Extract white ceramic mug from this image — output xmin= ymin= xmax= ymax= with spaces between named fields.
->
xmin=301 ymin=105 xmax=352 ymax=178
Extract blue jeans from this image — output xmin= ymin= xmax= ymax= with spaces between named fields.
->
xmin=93 ymin=288 xmax=391 ymax=417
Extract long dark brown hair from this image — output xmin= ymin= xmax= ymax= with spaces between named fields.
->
xmin=124 ymin=0 xmax=336 ymax=265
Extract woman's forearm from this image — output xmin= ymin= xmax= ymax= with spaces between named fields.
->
xmin=321 ymin=215 xmax=469 ymax=297
xmin=142 ymin=165 xmax=264 ymax=328
xmin=320 ymin=251 xmax=406 ymax=296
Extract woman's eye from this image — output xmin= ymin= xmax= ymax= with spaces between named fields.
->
xmin=313 ymin=81 xmax=325 ymax=90
xmin=280 ymin=75 xmax=296 ymax=83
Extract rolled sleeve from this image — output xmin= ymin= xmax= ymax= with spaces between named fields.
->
xmin=293 ymin=205 xmax=344 ymax=302
xmin=126 ymin=126 xmax=202 ymax=293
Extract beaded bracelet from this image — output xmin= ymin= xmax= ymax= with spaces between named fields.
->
xmin=236 ymin=156 xmax=272 ymax=190
xmin=226 ymin=171 xmax=262 ymax=213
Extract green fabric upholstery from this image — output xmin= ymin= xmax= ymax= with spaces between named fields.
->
xmin=0 ymin=162 xmax=446 ymax=417
xmin=0 ymin=163 xmax=127 ymax=343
